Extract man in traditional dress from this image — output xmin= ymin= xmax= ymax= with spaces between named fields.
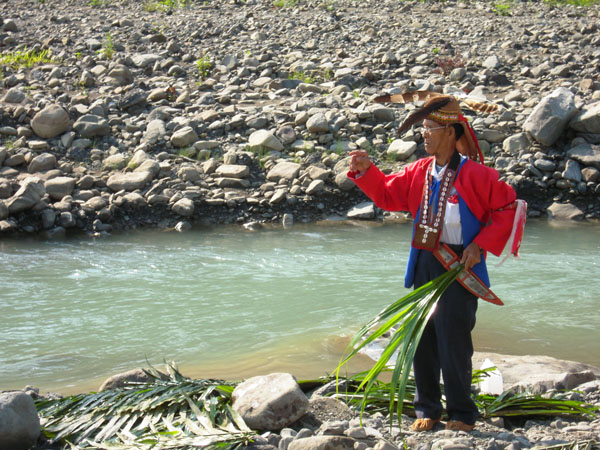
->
xmin=347 ymin=95 xmax=523 ymax=432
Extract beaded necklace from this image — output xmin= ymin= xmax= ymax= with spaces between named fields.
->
xmin=412 ymin=151 xmax=460 ymax=251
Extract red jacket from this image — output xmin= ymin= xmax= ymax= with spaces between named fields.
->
xmin=348 ymin=157 xmax=517 ymax=257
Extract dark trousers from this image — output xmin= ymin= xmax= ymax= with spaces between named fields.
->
xmin=412 ymin=246 xmax=479 ymax=425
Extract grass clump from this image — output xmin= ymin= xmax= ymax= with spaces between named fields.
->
xmin=98 ymin=33 xmax=115 ymax=60
xmin=0 ymin=48 xmax=55 ymax=69
xmin=196 ymin=54 xmax=213 ymax=80
xmin=178 ymin=147 xmax=197 ymax=159
xmin=144 ymin=0 xmax=191 ymax=12
xmin=493 ymin=0 xmax=513 ymax=16
xmin=273 ymin=0 xmax=300 ymax=7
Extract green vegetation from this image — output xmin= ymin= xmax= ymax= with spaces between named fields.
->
xmin=273 ymin=0 xmax=300 ymax=7
xmin=144 ymin=0 xmax=192 ymax=12
xmin=0 ymin=48 xmax=55 ymax=69
xmin=35 ymin=364 xmax=254 ymax=448
xmin=289 ymin=68 xmax=333 ymax=84
xmin=493 ymin=0 xmax=513 ymax=16
xmin=98 ymin=33 xmax=115 ymax=60
xmin=196 ymin=54 xmax=213 ymax=80
xmin=178 ymin=147 xmax=197 ymax=159
xmin=335 ymin=266 xmax=598 ymax=429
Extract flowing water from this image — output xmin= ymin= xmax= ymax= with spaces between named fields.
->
xmin=1 ymin=220 xmax=599 ymax=394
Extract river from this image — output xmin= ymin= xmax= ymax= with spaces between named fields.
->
xmin=1 ymin=220 xmax=598 ymax=394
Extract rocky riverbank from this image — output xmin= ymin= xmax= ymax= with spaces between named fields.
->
xmin=1 ymin=0 xmax=600 ymax=237
xmin=2 ymin=353 xmax=599 ymax=450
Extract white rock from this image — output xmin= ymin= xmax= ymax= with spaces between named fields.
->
xmin=387 ymin=140 xmax=417 ymax=161
xmin=232 ymin=373 xmax=309 ymax=431
xmin=524 ymin=87 xmax=578 ymax=146
xmin=171 ymin=126 xmax=199 ymax=148
xmin=172 ymin=198 xmax=195 ymax=217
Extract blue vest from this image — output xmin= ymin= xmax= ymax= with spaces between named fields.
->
xmin=404 ymin=160 xmax=490 ymax=289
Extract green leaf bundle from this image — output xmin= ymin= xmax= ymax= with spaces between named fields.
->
xmin=335 ymin=264 xmax=464 ymax=425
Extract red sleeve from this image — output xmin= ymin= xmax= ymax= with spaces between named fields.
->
xmin=455 ymin=162 xmax=517 ymax=256
xmin=347 ymin=159 xmax=430 ymax=216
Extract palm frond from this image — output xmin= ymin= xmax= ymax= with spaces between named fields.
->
xmin=35 ymin=363 xmax=254 ymax=448
xmin=335 ymin=265 xmax=464 ymax=426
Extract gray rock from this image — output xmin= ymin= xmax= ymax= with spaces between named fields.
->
xmin=347 ymin=202 xmax=375 ymax=219
xmin=581 ymin=167 xmax=600 ymax=183
xmin=288 ymin=436 xmax=355 ymax=450
xmin=248 ymin=130 xmax=284 ymax=151
xmin=99 ymin=368 xmax=155 ymax=391
xmin=107 ymin=64 xmax=134 ymax=86
xmin=562 ymin=160 xmax=582 ymax=182
xmin=2 ymin=87 xmax=26 ymax=104
xmin=533 ymin=159 xmax=556 ymax=172
xmin=547 ymin=202 xmax=584 ymax=221
xmin=215 ymin=164 xmax=250 ymax=179
xmin=31 ymin=105 xmax=71 ymax=139
xmin=103 ymin=154 xmax=128 ymax=170
xmin=567 ymin=144 xmax=600 ymax=169
xmin=215 ymin=177 xmax=250 ymax=189
xmin=269 ymin=188 xmax=287 ymax=204
xmin=306 ymin=113 xmax=329 ymax=133
xmin=172 ymin=198 xmax=195 ymax=217
xmin=232 ymin=373 xmax=309 ymax=431
xmin=45 ymin=177 xmax=76 ymax=201
xmin=336 ymin=172 xmax=355 ymax=191
xmin=178 ymin=166 xmax=201 ymax=182
xmin=306 ymin=166 xmax=330 ymax=181
xmin=28 ymin=153 xmax=57 ymax=173
xmin=387 ymin=139 xmax=417 ymax=161
xmin=502 ymin=133 xmax=530 ymax=155
xmin=0 ymin=148 xmax=6 ymax=166
xmin=107 ymin=171 xmax=153 ymax=192
xmin=171 ymin=126 xmax=199 ymax=148
xmin=132 ymin=53 xmax=161 ymax=68
xmin=306 ymin=179 xmax=325 ymax=195
xmin=143 ymin=119 xmax=167 ymax=144
xmin=523 ymin=87 xmax=578 ymax=146
xmin=73 ymin=115 xmax=111 ymax=138
xmin=128 ymin=150 xmax=150 ymax=170
xmin=569 ymin=101 xmax=600 ymax=134
xmin=0 ymin=391 xmax=40 ymax=450
xmin=267 ymin=161 xmax=301 ymax=182
xmin=6 ymin=177 xmax=45 ymax=214
xmin=370 ymin=105 xmax=396 ymax=122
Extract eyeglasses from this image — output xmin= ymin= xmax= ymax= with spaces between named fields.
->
xmin=418 ymin=125 xmax=448 ymax=135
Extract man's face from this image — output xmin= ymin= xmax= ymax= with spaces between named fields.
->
xmin=423 ymin=119 xmax=451 ymax=157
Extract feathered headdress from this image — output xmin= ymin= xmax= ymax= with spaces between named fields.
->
xmin=374 ymin=91 xmax=500 ymax=164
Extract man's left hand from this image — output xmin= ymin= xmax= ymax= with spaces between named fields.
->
xmin=461 ymin=242 xmax=481 ymax=270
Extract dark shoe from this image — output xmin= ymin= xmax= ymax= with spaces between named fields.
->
xmin=445 ymin=420 xmax=475 ymax=432
xmin=411 ymin=418 xmax=441 ymax=431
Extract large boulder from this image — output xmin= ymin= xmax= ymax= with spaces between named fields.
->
xmin=569 ymin=101 xmax=600 ymax=134
xmin=6 ymin=177 xmax=45 ymax=214
xmin=31 ymin=104 xmax=71 ymax=139
xmin=232 ymin=373 xmax=309 ymax=431
xmin=547 ymin=202 xmax=584 ymax=221
xmin=523 ymin=87 xmax=578 ymax=146
xmin=0 ymin=391 xmax=41 ymax=450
